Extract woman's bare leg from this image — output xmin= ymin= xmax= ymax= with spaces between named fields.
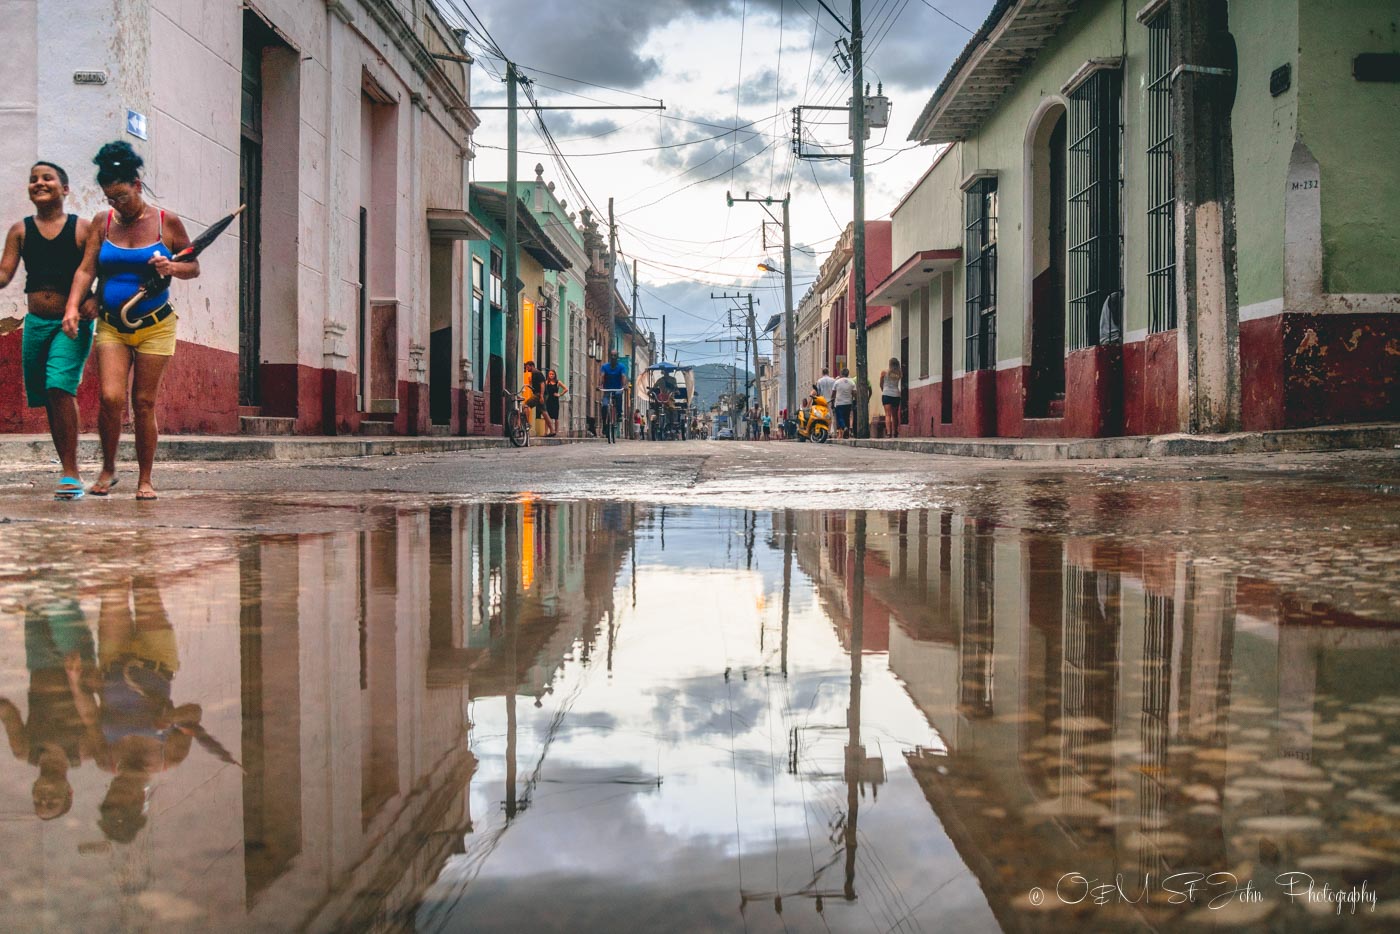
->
xmin=130 ymin=352 xmax=171 ymax=497
xmin=95 ymin=344 xmax=132 ymax=490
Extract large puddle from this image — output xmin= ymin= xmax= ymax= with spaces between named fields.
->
xmin=1 ymin=502 xmax=1397 ymax=931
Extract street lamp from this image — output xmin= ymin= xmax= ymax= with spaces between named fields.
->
xmin=758 ymin=261 xmax=784 ymax=274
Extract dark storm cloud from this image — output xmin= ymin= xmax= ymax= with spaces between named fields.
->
xmin=544 ymin=112 xmax=624 ymax=140
xmin=458 ymin=0 xmax=740 ymax=88
xmin=456 ymin=0 xmax=990 ymax=94
xmin=720 ymin=66 xmax=796 ymax=106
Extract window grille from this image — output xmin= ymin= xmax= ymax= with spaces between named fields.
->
xmin=1146 ymin=12 xmax=1177 ymax=332
xmin=963 ymin=179 xmax=998 ymax=371
xmin=489 ymin=248 xmax=503 ymax=307
xmin=1067 ymin=69 xmax=1123 ymax=350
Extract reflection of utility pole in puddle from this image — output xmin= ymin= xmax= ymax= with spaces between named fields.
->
xmin=749 ymin=512 xmax=885 ymax=919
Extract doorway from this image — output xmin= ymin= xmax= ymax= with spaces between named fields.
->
xmin=1027 ymin=105 xmax=1068 ymax=418
xmin=940 ymin=275 xmax=954 ymax=425
xmin=429 ymin=241 xmax=452 ymax=426
xmin=899 ymin=336 xmax=910 ymax=426
xmin=238 ymin=20 xmax=265 ymax=407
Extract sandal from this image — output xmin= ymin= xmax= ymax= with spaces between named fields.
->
xmin=54 ymin=477 xmax=85 ymax=501
xmin=136 ymin=489 xmax=158 ymax=502
xmin=89 ymin=475 xmax=120 ymax=496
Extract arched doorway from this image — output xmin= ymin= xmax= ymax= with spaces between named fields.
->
xmin=1026 ymin=104 xmax=1067 ymax=419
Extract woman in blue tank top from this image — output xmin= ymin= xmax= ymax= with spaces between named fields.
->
xmin=66 ymin=141 xmax=200 ymax=502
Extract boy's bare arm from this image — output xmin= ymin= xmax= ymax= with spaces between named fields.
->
xmin=0 ymin=697 xmax=29 ymax=759
xmin=0 ymin=221 xmax=22 ymax=289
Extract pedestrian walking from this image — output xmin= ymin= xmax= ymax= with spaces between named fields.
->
xmin=542 ymin=368 xmax=566 ymax=437
xmin=0 ymin=577 xmax=97 ymax=820
xmin=832 ymin=368 xmax=857 ymax=439
xmin=762 ymin=414 xmax=771 ymax=439
xmin=65 ymin=142 xmax=202 ymax=502
xmin=880 ymin=357 xmax=903 ymax=438
xmin=815 ymin=366 xmax=836 ymax=404
xmin=1 ymin=161 xmax=97 ymax=500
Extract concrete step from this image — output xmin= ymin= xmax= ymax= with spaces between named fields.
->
xmin=358 ymin=421 xmax=394 ymax=437
xmin=424 ymin=424 xmax=453 ymax=437
xmin=240 ymin=416 xmax=296 ymax=436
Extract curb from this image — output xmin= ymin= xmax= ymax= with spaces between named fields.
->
xmin=836 ymin=423 xmax=1400 ymax=461
xmin=0 ymin=434 xmax=597 ymax=466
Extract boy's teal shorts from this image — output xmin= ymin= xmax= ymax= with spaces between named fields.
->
xmin=22 ymin=314 xmax=93 ymax=407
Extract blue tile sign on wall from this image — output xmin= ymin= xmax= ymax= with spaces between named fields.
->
xmin=126 ymin=110 xmax=147 ymax=140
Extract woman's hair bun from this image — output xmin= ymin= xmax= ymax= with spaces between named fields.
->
xmin=94 ymin=140 xmax=143 ymax=185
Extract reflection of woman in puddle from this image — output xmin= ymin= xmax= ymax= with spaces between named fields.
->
xmin=0 ymin=582 xmax=97 ymax=820
xmin=74 ymin=575 xmax=202 ymax=843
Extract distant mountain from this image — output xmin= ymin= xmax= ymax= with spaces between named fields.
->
xmin=691 ymin=363 xmax=750 ymax=411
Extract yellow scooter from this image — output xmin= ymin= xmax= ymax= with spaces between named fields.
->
xmin=796 ymin=394 xmax=833 ymax=443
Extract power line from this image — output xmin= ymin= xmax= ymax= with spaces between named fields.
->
xmin=475 ymin=124 xmax=773 ymax=158
xmin=915 ymin=0 xmax=976 ymax=34
xmin=622 ymin=137 xmax=782 ymax=215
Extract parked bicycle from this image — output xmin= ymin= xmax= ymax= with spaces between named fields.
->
xmin=504 ymin=388 xmax=532 ymax=448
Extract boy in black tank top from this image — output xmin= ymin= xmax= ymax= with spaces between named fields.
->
xmin=0 ymin=162 xmax=97 ymax=499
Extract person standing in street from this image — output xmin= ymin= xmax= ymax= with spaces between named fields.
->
xmin=832 ymin=368 xmax=857 ymax=439
xmin=65 ymin=142 xmax=201 ymax=502
xmin=522 ymin=360 xmax=545 ymax=433
xmin=542 ymin=368 xmax=566 ymax=437
xmin=0 ymin=162 xmax=96 ymax=500
xmin=815 ymin=366 xmax=836 ymax=405
xmin=880 ymin=357 xmax=903 ymax=439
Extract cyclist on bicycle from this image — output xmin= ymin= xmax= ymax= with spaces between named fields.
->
xmin=599 ymin=350 xmax=627 ymax=444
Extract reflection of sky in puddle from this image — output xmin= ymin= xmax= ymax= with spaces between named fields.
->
xmin=0 ymin=502 xmax=1396 ymax=932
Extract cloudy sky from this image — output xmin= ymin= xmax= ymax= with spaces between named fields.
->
xmin=438 ymin=0 xmax=995 ymax=366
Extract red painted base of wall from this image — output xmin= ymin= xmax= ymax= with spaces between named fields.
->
xmin=995 ymin=366 xmax=1025 ymax=437
xmin=1063 ymin=344 xmax=1122 ymax=438
xmin=0 ymin=329 xmax=102 ymax=433
xmin=1241 ymin=313 xmax=1399 ymax=431
xmin=955 ymin=369 xmax=998 ymax=437
xmin=1123 ymin=330 xmax=1180 ymax=436
xmin=1 ymin=331 xmax=238 ymax=434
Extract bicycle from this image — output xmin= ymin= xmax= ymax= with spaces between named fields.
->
xmin=504 ymin=389 xmax=532 ymax=447
xmin=600 ymin=388 xmax=623 ymax=444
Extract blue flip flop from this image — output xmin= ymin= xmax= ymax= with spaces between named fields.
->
xmin=54 ymin=477 xmax=86 ymax=501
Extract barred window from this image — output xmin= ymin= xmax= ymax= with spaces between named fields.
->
xmin=1145 ymin=12 xmax=1176 ymax=332
xmin=964 ymin=178 xmax=998 ymax=371
xmin=1067 ymin=69 xmax=1123 ymax=350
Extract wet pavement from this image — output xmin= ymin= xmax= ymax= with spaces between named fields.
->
xmin=0 ymin=443 xmax=1398 ymax=931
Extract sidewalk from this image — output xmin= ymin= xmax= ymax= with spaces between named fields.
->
xmin=836 ymin=422 xmax=1400 ymax=461
xmin=0 ymin=433 xmax=593 ymax=465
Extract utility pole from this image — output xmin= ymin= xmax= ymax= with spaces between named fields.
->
xmin=730 ymin=191 xmax=796 ymax=417
xmin=850 ymin=0 xmax=870 ymax=439
xmin=504 ymin=62 xmax=519 ymax=383
xmin=710 ymin=291 xmax=761 ymax=428
xmin=480 ymin=67 xmax=662 ymax=395
xmin=608 ymin=198 xmax=618 ymax=355
xmin=661 ymin=315 xmax=666 ymax=362
xmin=789 ymin=4 xmax=890 ymax=438
xmin=781 ymin=196 xmax=795 ymax=415
xmin=745 ymin=294 xmax=762 ymax=421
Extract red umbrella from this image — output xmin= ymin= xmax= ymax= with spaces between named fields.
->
xmin=119 ymin=204 xmax=245 ymax=327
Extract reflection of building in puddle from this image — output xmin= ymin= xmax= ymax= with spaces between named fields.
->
xmin=838 ymin=510 xmax=1400 ymax=929
xmin=0 ymin=502 xmax=641 ymax=932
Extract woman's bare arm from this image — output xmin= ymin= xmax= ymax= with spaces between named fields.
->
xmin=150 ymin=214 xmax=200 ymax=280
xmin=64 ymin=213 xmax=104 ymax=322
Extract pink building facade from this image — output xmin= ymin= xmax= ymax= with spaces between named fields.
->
xmin=1 ymin=0 xmax=486 ymax=436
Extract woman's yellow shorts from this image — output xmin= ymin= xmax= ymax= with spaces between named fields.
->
xmin=94 ymin=312 xmax=178 ymax=356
